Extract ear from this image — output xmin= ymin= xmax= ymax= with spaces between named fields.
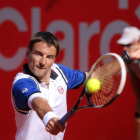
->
xmin=26 ymin=49 xmax=30 ymax=59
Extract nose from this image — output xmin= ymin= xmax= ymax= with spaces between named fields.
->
xmin=123 ymin=46 xmax=128 ymax=51
xmin=39 ymin=56 xmax=46 ymax=67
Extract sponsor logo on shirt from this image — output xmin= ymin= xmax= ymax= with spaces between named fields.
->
xmin=22 ymin=88 xmax=28 ymax=93
xmin=57 ymin=86 xmax=64 ymax=94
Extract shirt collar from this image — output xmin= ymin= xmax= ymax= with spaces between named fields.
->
xmin=22 ymin=63 xmax=58 ymax=82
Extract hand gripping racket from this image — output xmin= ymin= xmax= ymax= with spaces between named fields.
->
xmin=59 ymin=53 xmax=126 ymax=125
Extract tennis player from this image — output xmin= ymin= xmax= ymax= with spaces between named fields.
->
xmin=117 ymin=26 xmax=140 ymax=140
xmin=11 ymin=31 xmax=140 ymax=140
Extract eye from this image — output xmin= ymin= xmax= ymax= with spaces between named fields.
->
xmin=47 ymin=55 xmax=54 ymax=59
xmin=36 ymin=52 xmax=42 ymax=56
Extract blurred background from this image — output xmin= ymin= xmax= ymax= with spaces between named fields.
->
xmin=0 ymin=0 xmax=140 ymax=139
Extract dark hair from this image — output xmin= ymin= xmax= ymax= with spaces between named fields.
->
xmin=28 ymin=31 xmax=60 ymax=57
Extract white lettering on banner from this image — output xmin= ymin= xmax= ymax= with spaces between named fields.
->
xmin=31 ymin=8 xmax=40 ymax=36
xmin=0 ymin=7 xmax=132 ymax=71
xmin=79 ymin=21 xmax=100 ymax=71
xmin=47 ymin=20 xmax=74 ymax=68
xmin=0 ymin=7 xmax=27 ymax=71
xmin=118 ymin=0 xmax=128 ymax=9
xmin=135 ymin=4 xmax=140 ymax=20
xmin=100 ymin=20 xmax=129 ymax=62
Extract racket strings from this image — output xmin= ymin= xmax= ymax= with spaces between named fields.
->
xmin=90 ymin=59 xmax=121 ymax=106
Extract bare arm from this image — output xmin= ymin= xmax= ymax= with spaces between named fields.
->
xmin=127 ymin=36 xmax=140 ymax=60
xmin=83 ymin=37 xmax=140 ymax=85
xmin=128 ymin=70 xmax=140 ymax=100
xmin=127 ymin=62 xmax=140 ymax=112
xmin=84 ymin=59 xmax=121 ymax=88
xmin=31 ymin=97 xmax=53 ymax=119
xmin=31 ymin=97 xmax=65 ymax=135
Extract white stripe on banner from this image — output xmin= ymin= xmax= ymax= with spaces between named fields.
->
xmin=118 ymin=0 xmax=128 ymax=9
xmin=135 ymin=4 xmax=140 ymax=21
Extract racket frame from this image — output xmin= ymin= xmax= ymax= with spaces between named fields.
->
xmin=85 ymin=53 xmax=126 ymax=108
xmin=60 ymin=53 xmax=126 ymax=124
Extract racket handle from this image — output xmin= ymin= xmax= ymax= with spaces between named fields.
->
xmin=59 ymin=111 xmax=73 ymax=125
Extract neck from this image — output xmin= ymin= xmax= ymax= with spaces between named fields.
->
xmin=39 ymin=70 xmax=51 ymax=85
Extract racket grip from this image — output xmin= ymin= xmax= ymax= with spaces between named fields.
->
xmin=59 ymin=111 xmax=73 ymax=125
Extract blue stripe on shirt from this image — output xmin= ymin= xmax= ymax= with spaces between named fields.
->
xmin=12 ymin=78 xmax=41 ymax=111
xmin=57 ymin=64 xmax=86 ymax=90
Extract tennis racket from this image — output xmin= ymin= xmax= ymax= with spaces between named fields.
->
xmin=59 ymin=53 xmax=126 ymax=125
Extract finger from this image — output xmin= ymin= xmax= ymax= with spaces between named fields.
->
xmin=47 ymin=119 xmax=60 ymax=135
xmin=46 ymin=124 xmax=58 ymax=135
xmin=56 ymin=120 xmax=65 ymax=132
xmin=50 ymin=120 xmax=60 ymax=133
xmin=46 ymin=123 xmax=52 ymax=132
xmin=51 ymin=118 xmax=65 ymax=132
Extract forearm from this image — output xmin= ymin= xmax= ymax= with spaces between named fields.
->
xmin=85 ymin=38 xmax=140 ymax=83
xmin=129 ymin=75 xmax=140 ymax=100
xmin=31 ymin=97 xmax=53 ymax=120
xmin=31 ymin=96 xmax=65 ymax=135
xmin=85 ymin=59 xmax=121 ymax=82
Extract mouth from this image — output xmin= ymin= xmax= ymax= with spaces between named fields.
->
xmin=37 ymin=66 xmax=45 ymax=70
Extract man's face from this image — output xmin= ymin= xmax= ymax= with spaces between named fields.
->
xmin=26 ymin=42 xmax=56 ymax=80
xmin=121 ymin=44 xmax=131 ymax=51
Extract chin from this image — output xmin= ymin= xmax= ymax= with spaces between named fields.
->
xmin=38 ymin=72 xmax=47 ymax=78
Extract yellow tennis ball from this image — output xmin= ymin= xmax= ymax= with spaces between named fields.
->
xmin=86 ymin=79 xmax=101 ymax=93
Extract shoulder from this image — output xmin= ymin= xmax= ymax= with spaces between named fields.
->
xmin=13 ymin=72 xmax=28 ymax=84
xmin=51 ymin=63 xmax=86 ymax=90
xmin=51 ymin=63 xmax=68 ymax=76
xmin=51 ymin=63 xmax=68 ymax=85
xmin=13 ymin=72 xmax=40 ymax=88
xmin=52 ymin=63 xmax=74 ymax=74
xmin=51 ymin=63 xmax=85 ymax=77
xmin=51 ymin=63 xmax=76 ymax=79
